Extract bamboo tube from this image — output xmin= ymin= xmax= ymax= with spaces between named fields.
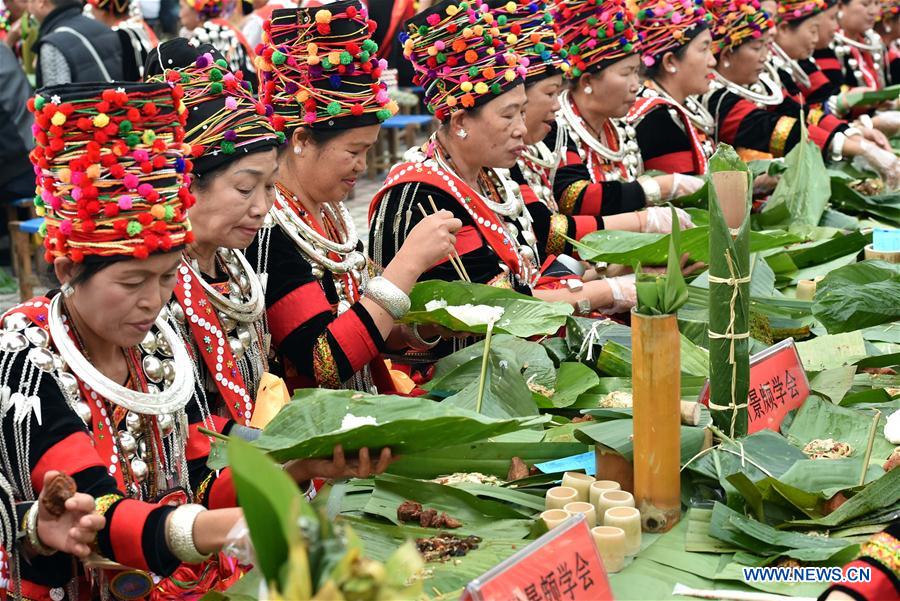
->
xmin=594 ymin=447 xmax=634 ymax=494
xmin=796 ymin=279 xmax=817 ymax=300
xmin=680 ymin=401 xmax=702 ymax=426
xmin=631 ymin=311 xmax=681 ymax=532
xmin=864 ymin=244 xmax=900 ymax=264
xmin=711 ymin=171 xmax=748 ymax=230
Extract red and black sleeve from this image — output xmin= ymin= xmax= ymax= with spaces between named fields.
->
xmin=811 ymin=47 xmax=847 ymax=92
xmin=246 ymin=227 xmax=385 ymax=389
xmin=1 ymin=357 xmax=180 ymax=586
xmin=551 ymin=129 xmax=646 ymax=217
xmin=817 ymin=522 xmax=899 ymax=601
xmin=634 ymin=106 xmax=703 ymax=175
xmin=798 ymin=57 xmax=841 ymax=106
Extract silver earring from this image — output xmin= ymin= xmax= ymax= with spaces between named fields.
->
xmin=584 ymin=85 xmax=593 ymax=94
xmin=61 ymin=283 xmax=74 ymax=298
xmin=293 ymin=145 xmax=302 ymax=155
xmin=723 ymin=60 xmax=730 ymax=68
xmin=668 ymin=67 xmax=678 ymax=73
xmin=457 ymin=129 xmax=468 ymax=139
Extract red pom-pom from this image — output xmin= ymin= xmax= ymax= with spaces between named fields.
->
xmin=103 ymin=203 xmax=120 ymax=218
xmin=184 ymin=230 xmax=195 ymax=244
xmin=109 ymin=164 xmax=126 ymax=179
xmin=142 ymin=103 xmax=159 ymax=116
xmin=316 ymin=23 xmax=331 ymax=34
xmin=59 ymin=103 xmax=75 ymax=116
xmin=152 ymin=155 xmax=166 ymax=169
xmin=346 ymin=5 xmax=357 ymax=17
xmin=351 ymin=104 xmax=364 ymax=116
xmin=137 ymin=212 xmax=153 ymax=226
xmin=159 ymin=234 xmax=173 ymax=251
xmin=140 ymin=161 xmax=153 ymax=174
xmin=81 ymin=220 xmax=96 ymax=234
xmin=133 ymin=245 xmax=149 ymax=260
xmin=96 ymin=101 xmax=111 ymax=113
xmin=101 ymin=89 xmax=117 ymax=103
xmin=448 ymin=23 xmax=458 ymax=33
xmin=113 ymin=219 xmax=129 ymax=232
xmin=70 ymin=249 xmax=84 ymax=263
xmin=76 ymin=117 xmax=92 ymax=131
xmin=143 ymin=233 xmax=160 ymax=251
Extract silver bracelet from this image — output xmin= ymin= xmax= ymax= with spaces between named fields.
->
xmin=166 ymin=504 xmax=211 ymax=564
xmin=637 ymin=175 xmax=662 ymax=206
xmin=26 ymin=504 xmax=55 ymax=556
xmin=830 ymin=132 xmax=847 ymax=162
xmin=364 ymin=276 xmax=410 ymax=320
xmin=858 ymin=114 xmax=874 ymax=130
xmin=409 ymin=323 xmax=440 ymax=350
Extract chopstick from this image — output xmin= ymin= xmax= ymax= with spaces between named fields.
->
xmin=416 ymin=203 xmax=471 ymax=283
xmin=428 ymin=196 xmax=472 ymax=283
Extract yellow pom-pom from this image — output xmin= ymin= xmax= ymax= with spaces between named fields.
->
xmin=504 ymin=69 xmax=516 ymax=81
xmin=58 ymin=168 xmax=71 ymax=184
xmin=483 ymin=13 xmax=494 ymax=24
xmin=86 ymin=164 xmax=101 ymax=180
xmin=177 ymin=100 xmax=187 ymax=114
xmin=150 ymin=204 xmax=167 ymax=219
xmin=486 ymin=47 xmax=496 ymax=55
xmin=315 ymin=9 xmax=331 ymax=23
xmin=446 ymin=4 xmax=458 ymax=15
xmin=446 ymin=95 xmax=458 ymax=107
xmin=386 ymin=100 xmax=399 ymax=115
xmin=505 ymin=1 xmax=516 ymax=11
xmin=307 ymin=54 xmax=320 ymax=65
xmin=254 ymin=56 xmax=269 ymax=72
xmin=296 ymin=90 xmax=309 ymax=102
xmin=51 ymin=111 xmax=66 ymax=126
xmin=427 ymin=45 xmax=438 ymax=56
xmin=35 ymin=206 xmax=45 ymax=217
xmin=506 ymin=34 xmax=517 ymax=45
xmin=328 ymin=51 xmax=341 ymax=64
xmin=93 ymin=113 xmax=109 ymax=128
xmin=460 ymin=81 xmax=474 ymax=92
xmin=462 ymin=27 xmax=473 ymax=38
xmin=474 ymin=82 xmax=488 ymax=94
xmin=307 ymin=43 xmax=318 ymax=54
xmin=473 ymin=25 xmax=483 ymax=35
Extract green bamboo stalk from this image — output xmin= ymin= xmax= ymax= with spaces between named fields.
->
xmin=859 ymin=410 xmax=882 ymax=486
xmin=475 ymin=321 xmax=495 ymax=414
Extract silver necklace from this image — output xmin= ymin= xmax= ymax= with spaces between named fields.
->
xmin=833 ymin=30 xmax=884 ymax=87
xmin=558 ymin=89 xmax=629 ymax=162
xmin=711 ymin=63 xmax=785 ymax=106
xmin=769 ymin=41 xmax=811 ymax=88
xmin=432 ymin=138 xmax=524 ymax=217
xmin=648 ymin=80 xmax=717 ymax=136
xmin=186 ymin=248 xmax=265 ymax=323
xmin=48 ymin=295 xmax=193 ymax=415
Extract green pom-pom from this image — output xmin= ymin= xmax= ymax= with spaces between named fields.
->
xmin=587 ymin=17 xmax=598 ymax=26
xmin=359 ymin=50 xmax=371 ymax=62
xmin=623 ymin=42 xmax=633 ymax=53
xmin=119 ymin=120 xmax=133 ymax=134
xmin=597 ymin=29 xmax=607 ymax=39
xmin=570 ymin=44 xmax=581 ymax=54
xmin=559 ymin=49 xmax=569 ymax=58
xmin=215 ymin=58 xmax=227 ymax=68
xmin=34 ymin=96 xmax=45 ymax=110
xmin=276 ymin=131 xmax=286 ymax=144
xmin=436 ymin=52 xmax=447 ymax=63
xmin=572 ymin=67 xmax=582 ymax=77
xmin=211 ymin=82 xmax=223 ymax=94
xmin=181 ymin=73 xmax=190 ymax=83
xmin=164 ymin=205 xmax=175 ymax=221
xmin=326 ymin=101 xmax=341 ymax=116
xmin=614 ymin=21 xmax=624 ymax=32
xmin=497 ymin=15 xmax=507 ymax=25
xmin=535 ymin=43 xmax=545 ymax=54
xmin=468 ymin=66 xmax=479 ymax=77
xmin=340 ymin=51 xmax=352 ymax=65
xmin=209 ymin=68 xmax=223 ymax=81
xmin=221 ymin=141 xmax=235 ymax=154
xmin=38 ymin=222 xmax=47 ymax=237
xmin=126 ymin=221 xmax=143 ymax=236
xmin=418 ymin=25 xmax=428 ymax=35
xmin=33 ymin=195 xmax=44 ymax=208
xmin=490 ymin=82 xmax=501 ymax=94
xmin=271 ymin=50 xmax=287 ymax=65
xmin=126 ymin=133 xmax=140 ymax=147
xmin=376 ymin=108 xmax=392 ymax=121
xmin=321 ymin=58 xmax=333 ymax=69
xmin=363 ymin=39 xmax=378 ymax=53
xmin=483 ymin=34 xmax=492 ymax=45
xmin=543 ymin=13 xmax=552 ymax=23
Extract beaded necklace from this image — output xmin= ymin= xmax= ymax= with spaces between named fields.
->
xmin=832 ymin=29 xmax=885 ymax=89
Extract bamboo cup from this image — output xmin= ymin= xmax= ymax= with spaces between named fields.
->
xmin=591 ymin=526 xmax=626 ymax=573
xmin=545 ymin=486 xmax=578 ymax=511
xmin=631 ymin=310 xmax=681 ymax=533
xmin=540 ymin=509 xmax=571 ymax=530
xmin=564 ymin=502 xmax=597 ymax=528
xmin=712 ymin=171 xmax=748 ymax=230
xmin=864 ymin=244 xmax=900 ymax=264
xmin=589 ymin=480 xmax=621 ymax=508
xmin=604 ymin=506 xmax=642 ymax=555
xmin=562 ymin=472 xmax=595 ymax=502
xmin=595 ymin=489 xmax=634 ymax=524
xmin=796 ymin=279 xmax=817 ymax=300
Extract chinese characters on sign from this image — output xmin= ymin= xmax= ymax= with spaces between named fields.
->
xmin=699 ymin=338 xmax=811 ymax=433
xmin=464 ymin=516 xmax=613 ymax=601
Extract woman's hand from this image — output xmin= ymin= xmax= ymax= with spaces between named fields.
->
xmin=284 ymin=445 xmax=394 ymax=483
xmin=35 ymin=471 xmax=105 ymax=559
xmin=640 ymin=206 xmax=695 ymax=233
xmin=641 ymin=253 xmax=706 ymax=277
xmin=653 ymin=174 xmax=705 ymax=202
xmin=397 ymin=210 xmax=463 ymax=276
xmin=859 ymin=127 xmax=891 ymax=151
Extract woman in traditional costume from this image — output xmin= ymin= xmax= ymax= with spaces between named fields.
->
xmin=876 ymin=0 xmax=900 ymax=83
xmin=369 ymin=0 xmax=646 ymax=319
xmin=144 ymin=39 xmax=280 ymax=452
xmin=704 ymin=0 xmax=898 ymax=177
xmin=815 ymin=0 xmax=886 ymax=90
xmin=540 ymin=0 xmax=699 ymax=244
xmin=250 ymin=0 xmax=463 ymax=393
xmin=87 ymin=0 xmax=158 ymax=80
xmin=180 ymin=0 xmax=256 ymax=83
xmin=14 ymin=81 xmax=388 ymax=599
xmin=629 ymin=0 xmax=717 ymax=176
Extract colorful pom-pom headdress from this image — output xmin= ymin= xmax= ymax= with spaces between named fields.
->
xmin=773 ymin=0 xmax=827 ymax=23
xmin=145 ymin=38 xmax=280 ymax=178
xmin=28 ymin=82 xmax=194 ymax=263
xmin=185 ymin=0 xmax=236 ymax=20
xmin=87 ymin=0 xmax=132 ymax=18
xmin=401 ymin=0 xmax=529 ymax=121
xmin=551 ymin=0 xmax=641 ymax=78
xmin=634 ymin=0 xmax=712 ymax=68
xmin=257 ymin=0 xmax=398 ymax=134
xmin=707 ymin=0 xmax=773 ymax=55
xmin=491 ymin=0 xmax=569 ymax=82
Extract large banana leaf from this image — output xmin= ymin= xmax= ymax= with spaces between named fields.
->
xmin=757 ymin=122 xmax=831 ymax=227
xmin=812 ymin=260 xmax=900 ymax=333
xmin=796 ymin=331 xmax=868 ymax=371
xmin=441 ymin=354 xmax=539 ymax=418
xmin=387 ymin=441 xmax=587 ymax=479
xmin=785 ymin=396 xmax=893 ymax=468
xmin=789 ymin=467 xmax=900 ymax=528
xmin=252 ymin=389 xmax=545 ymax=461
xmin=574 ymin=418 xmax=706 ymax=463
xmin=830 ymin=180 xmax=900 ymax=226
xmin=594 ymin=336 xmax=709 ymax=378
xmin=402 ymin=280 xmax=572 ymax=337
xmin=570 ymin=226 xmax=800 ymax=267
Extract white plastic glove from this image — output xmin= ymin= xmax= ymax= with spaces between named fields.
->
xmin=605 ymin=274 xmax=637 ymax=314
xmin=667 ymin=173 xmax=705 ymax=201
xmin=858 ymin=139 xmax=900 ymax=190
xmin=641 ymin=206 xmax=695 ymax=233
xmin=872 ymin=110 xmax=900 ymax=136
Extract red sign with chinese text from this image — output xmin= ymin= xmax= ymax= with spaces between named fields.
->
xmin=698 ymin=338 xmax=810 ymax=433
xmin=464 ymin=516 xmax=613 ymax=601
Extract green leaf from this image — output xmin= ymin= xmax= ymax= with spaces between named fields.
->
xmin=789 ymin=468 xmax=900 ymax=527
xmin=387 ymin=442 xmax=588 ymax=479
xmin=549 ymin=362 xmax=600 ymax=407
xmin=403 ymin=280 xmax=572 ymax=337
xmin=574 ymin=418 xmax=706 ymax=463
xmin=442 ymin=355 xmax=540 ymax=418
xmin=253 ymin=389 xmax=545 ymax=461
xmin=227 ymin=437 xmax=310 ymax=589
xmin=812 ymin=260 xmax=900 ymax=333
xmin=797 ymin=332 xmax=868 ymax=371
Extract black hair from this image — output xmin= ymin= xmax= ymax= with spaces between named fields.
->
xmin=67 ymin=256 xmax=124 ymax=287
xmin=642 ymin=43 xmax=691 ymax=80
xmin=192 ymin=145 xmax=277 ymax=191
xmin=276 ymin=126 xmax=355 ymax=157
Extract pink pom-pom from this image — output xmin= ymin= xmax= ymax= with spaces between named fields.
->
xmin=60 ymin=220 xmax=73 ymax=235
xmin=137 ymin=183 xmax=154 ymax=198
xmin=375 ymin=90 xmax=389 ymax=103
xmin=132 ymin=149 xmax=149 ymax=162
xmin=124 ymin=174 xmax=139 ymax=190
xmin=435 ymin=41 xmax=446 ymax=51
xmin=643 ymin=55 xmax=656 ymax=66
xmin=520 ymin=57 xmax=530 ymax=68
xmin=225 ymin=96 xmax=238 ymax=110
xmin=71 ymin=188 xmax=82 ymax=201
xmin=71 ymin=172 xmax=84 ymax=186
xmin=672 ymin=13 xmax=682 ymax=23
xmin=49 ymin=196 xmax=62 ymax=211
xmin=118 ymin=195 xmax=133 ymax=210
xmin=304 ymin=111 xmax=317 ymax=124
xmin=426 ymin=13 xmax=440 ymax=25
